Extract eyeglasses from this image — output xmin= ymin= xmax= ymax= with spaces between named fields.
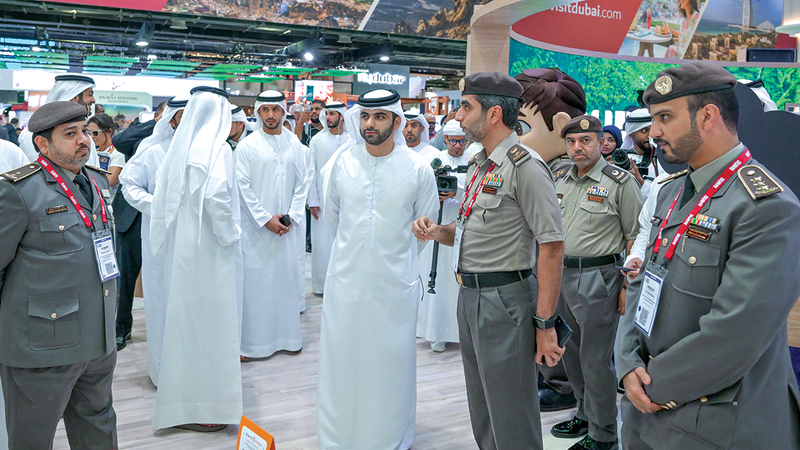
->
xmin=447 ymin=138 xmax=466 ymax=146
xmin=89 ymin=130 xmax=104 ymax=137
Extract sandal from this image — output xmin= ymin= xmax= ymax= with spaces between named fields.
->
xmin=176 ymin=423 xmax=227 ymax=432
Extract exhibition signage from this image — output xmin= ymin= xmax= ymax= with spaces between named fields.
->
xmin=352 ymin=64 xmax=410 ymax=97
xmin=236 ymin=416 xmax=275 ymax=450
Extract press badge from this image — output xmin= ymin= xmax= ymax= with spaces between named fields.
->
xmin=92 ymin=229 xmax=120 ymax=282
xmin=634 ymin=264 xmax=667 ymax=338
xmin=451 ymin=221 xmax=464 ymax=273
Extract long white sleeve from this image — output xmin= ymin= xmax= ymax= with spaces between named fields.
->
xmin=626 ymin=172 xmax=668 ymax=264
xmin=120 ymin=146 xmax=158 ymax=216
xmin=235 ymin=140 xmax=273 ymax=227
xmin=288 ymin=143 xmax=311 ymax=220
xmin=205 ymin=146 xmax=240 ymax=247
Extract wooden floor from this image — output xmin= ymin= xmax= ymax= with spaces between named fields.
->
xmin=53 ymin=257 xmax=588 ymax=450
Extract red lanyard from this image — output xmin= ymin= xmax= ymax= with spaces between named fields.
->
xmin=38 ymin=156 xmax=108 ymax=229
xmin=652 ymin=148 xmax=750 ymax=262
xmin=458 ymin=162 xmax=496 ymax=222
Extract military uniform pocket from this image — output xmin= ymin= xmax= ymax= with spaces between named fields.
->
xmin=671 ymin=382 xmax=740 ymax=449
xmin=671 ymin=239 xmax=721 ymax=299
xmin=39 ymin=213 xmax=84 ymax=255
xmin=28 ymin=292 xmax=81 ymax=350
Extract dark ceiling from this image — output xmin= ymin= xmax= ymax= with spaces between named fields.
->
xmin=0 ymin=0 xmax=468 ymax=82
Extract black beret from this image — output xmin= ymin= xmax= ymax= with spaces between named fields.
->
xmin=54 ymin=74 xmax=95 ymax=84
xmin=27 ymin=101 xmax=88 ymax=133
xmin=460 ymin=72 xmax=523 ymax=99
xmin=190 ymin=86 xmax=230 ymax=98
xmin=561 ymin=114 xmax=602 ymax=138
xmin=642 ymin=62 xmax=736 ymax=105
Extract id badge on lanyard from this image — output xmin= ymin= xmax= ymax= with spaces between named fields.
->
xmin=634 ymin=263 xmax=666 ymax=338
xmin=92 ymin=228 xmax=120 ymax=282
xmin=451 ymin=221 xmax=464 ymax=273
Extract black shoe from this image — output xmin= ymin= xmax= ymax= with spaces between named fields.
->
xmin=551 ymin=417 xmax=589 ymax=439
xmin=567 ymin=435 xmax=618 ymax=450
xmin=539 ymin=387 xmax=578 ymax=412
xmin=116 ymin=332 xmax=131 ymax=351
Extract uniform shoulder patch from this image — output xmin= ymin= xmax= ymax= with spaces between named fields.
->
xmin=507 ymin=144 xmax=530 ymax=166
xmin=553 ymin=168 xmax=569 ymax=181
xmin=84 ymin=164 xmax=111 ymax=175
xmin=657 ymin=169 xmax=688 ymax=184
xmin=601 ymin=164 xmax=629 ymax=183
xmin=1 ymin=162 xmax=41 ymax=182
xmin=737 ymin=165 xmax=784 ymax=200
xmin=468 ymin=154 xmax=478 ymax=166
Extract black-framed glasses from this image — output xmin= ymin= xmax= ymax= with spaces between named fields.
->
xmin=447 ymin=138 xmax=466 ymax=146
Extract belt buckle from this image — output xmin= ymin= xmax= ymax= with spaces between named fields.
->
xmin=456 ymin=273 xmax=463 ymax=286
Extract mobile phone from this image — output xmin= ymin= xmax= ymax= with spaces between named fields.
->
xmin=279 ymin=214 xmax=292 ymax=227
xmin=615 ymin=265 xmax=634 ymax=272
xmin=555 ymin=315 xmax=573 ymax=348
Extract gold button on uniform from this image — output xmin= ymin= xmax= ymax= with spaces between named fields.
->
xmin=662 ymin=238 xmax=668 ymax=247
xmin=688 ymin=256 xmax=697 ymax=265
xmin=58 ymin=225 xmax=65 ymax=231
xmin=50 ymin=312 xmax=57 ymax=319
xmin=104 ymin=289 xmax=109 ymax=297
xmin=700 ymin=396 xmax=708 ymax=403
xmin=92 ymin=214 xmax=97 ymax=221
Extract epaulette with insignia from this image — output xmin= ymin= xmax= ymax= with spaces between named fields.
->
xmin=84 ymin=164 xmax=111 ymax=175
xmin=737 ymin=165 xmax=784 ymax=200
xmin=507 ymin=144 xmax=530 ymax=166
xmin=468 ymin=154 xmax=478 ymax=166
xmin=1 ymin=162 xmax=41 ymax=182
xmin=601 ymin=164 xmax=629 ymax=183
xmin=554 ymin=168 xmax=569 ymax=181
xmin=657 ymin=169 xmax=688 ymax=184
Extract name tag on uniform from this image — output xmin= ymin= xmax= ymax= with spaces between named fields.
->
xmin=634 ymin=264 xmax=667 ymax=338
xmin=92 ymin=229 xmax=120 ymax=282
xmin=451 ymin=222 xmax=464 ymax=273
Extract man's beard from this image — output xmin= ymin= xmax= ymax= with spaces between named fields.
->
xmin=263 ymin=118 xmax=281 ymax=130
xmin=405 ymin=132 xmax=420 ymax=147
xmin=632 ymin=134 xmax=651 ymax=154
xmin=311 ymin=115 xmax=321 ymax=124
xmin=327 ymin=117 xmax=340 ymax=129
xmin=49 ymin=143 xmax=90 ymax=167
xmin=361 ymin=124 xmax=394 ymax=146
xmin=462 ymin=112 xmax=489 ymax=143
xmin=656 ymin=123 xmax=702 ymax=165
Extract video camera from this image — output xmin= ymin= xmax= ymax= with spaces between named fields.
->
xmin=431 ymin=158 xmax=468 ymax=193
xmin=610 ymin=149 xmax=649 ymax=177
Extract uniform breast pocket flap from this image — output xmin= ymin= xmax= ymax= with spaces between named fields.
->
xmin=578 ymin=200 xmax=609 ymax=215
xmin=39 ymin=213 xmax=84 ymax=255
xmin=475 ymin=193 xmax=502 ymax=210
xmin=672 ymin=239 xmax=721 ymax=300
xmin=28 ymin=292 xmax=81 ymax=350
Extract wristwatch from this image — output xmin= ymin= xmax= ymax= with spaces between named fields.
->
xmin=534 ymin=314 xmax=557 ymax=330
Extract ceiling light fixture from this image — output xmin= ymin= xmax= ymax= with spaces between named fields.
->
xmin=379 ymin=55 xmax=390 ymax=61
xmin=134 ymin=20 xmax=155 ymax=47
xmin=304 ymin=52 xmax=314 ymax=61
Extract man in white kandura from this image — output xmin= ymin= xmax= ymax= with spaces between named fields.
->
xmin=403 ymin=112 xmax=439 ymax=160
xmin=236 ymin=90 xmax=307 ymax=360
xmin=307 ymin=101 xmax=349 ymax=295
xmin=150 ymin=86 xmax=242 ymax=432
xmin=417 ymin=119 xmax=470 ymax=353
xmin=19 ymin=75 xmax=100 ymax=166
xmin=317 ymin=88 xmax=439 ymax=450
xmin=119 ymin=95 xmax=188 ymax=386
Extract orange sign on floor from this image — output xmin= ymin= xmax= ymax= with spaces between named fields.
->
xmin=236 ymin=416 xmax=276 ymax=450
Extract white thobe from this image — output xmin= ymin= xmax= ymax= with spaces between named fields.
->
xmin=294 ymin=141 xmax=313 ymax=313
xmin=0 ymin=140 xmax=28 ymax=172
xmin=19 ymin=128 xmax=99 ymax=167
xmin=236 ymin=129 xmax=307 ymax=357
xmin=307 ymin=129 xmax=350 ymax=294
xmin=409 ymin=142 xmax=439 ymax=161
xmin=317 ymin=143 xmax=439 ymax=450
xmin=417 ymin=150 xmax=469 ymax=344
xmin=119 ymin=140 xmax=169 ymax=386
xmin=153 ymin=143 xmax=243 ymax=429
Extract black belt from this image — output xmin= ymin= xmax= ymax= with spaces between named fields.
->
xmin=563 ymin=254 xmax=621 ymax=269
xmin=456 ymin=269 xmax=532 ymax=289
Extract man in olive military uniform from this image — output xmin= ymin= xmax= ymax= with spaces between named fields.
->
xmin=550 ymin=115 xmax=642 ymax=450
xmin=413 ymin=72 xmax=565 ymax=450
xmin=0 ymin=101 xmax=118 ymax=449
xmin=617 ymin=62 xmax=800 ymax=450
